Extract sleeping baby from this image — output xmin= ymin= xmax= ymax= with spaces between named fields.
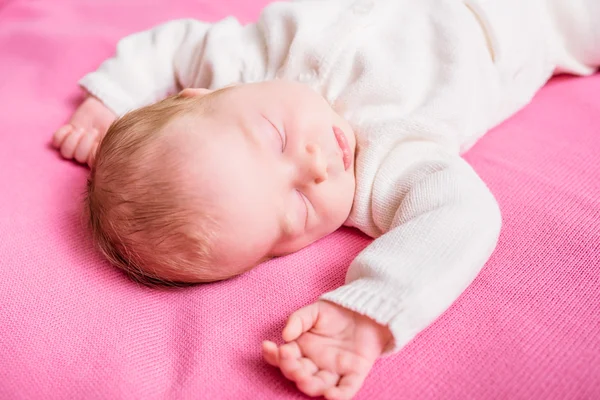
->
xmin=52 ymin=0 xmax=600 ymax=398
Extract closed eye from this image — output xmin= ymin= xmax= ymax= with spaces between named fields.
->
xmin=296 ymin=190 xmax=310 ymax=229
xmin=263 ymin=115 xmax=286 ymax=151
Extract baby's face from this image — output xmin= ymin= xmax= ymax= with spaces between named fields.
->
xmin=169 ymin=80 xmax=357 ymax=278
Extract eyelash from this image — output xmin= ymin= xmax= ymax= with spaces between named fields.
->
xmin=267 ymin=118 xmax=286 ymax=151
xmin=296 ymin=190 xmax=310 ymax=227
xmin=261 ymin=116 xmax=305 ymax=225
xmin=277 ymin=126 xmax=286 ymax=152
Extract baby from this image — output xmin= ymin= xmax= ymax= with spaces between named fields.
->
xmin=52 ymin=0 xmax=599 ymax=398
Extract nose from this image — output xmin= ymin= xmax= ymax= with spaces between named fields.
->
xmin=301 ymin=143 xmax=328 ymax=184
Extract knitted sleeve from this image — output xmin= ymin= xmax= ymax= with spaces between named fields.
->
xmin=321 ymin=139 xmax=502 ymax=354
xmin=78 ymin=17 xmax=266 ymax=116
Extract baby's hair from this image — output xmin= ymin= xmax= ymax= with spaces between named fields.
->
xmin=85 ymin=93 xmax=221 ymax=287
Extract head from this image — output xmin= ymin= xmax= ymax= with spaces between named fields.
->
xmin=87 ymin=80 xmax=357 ymax=286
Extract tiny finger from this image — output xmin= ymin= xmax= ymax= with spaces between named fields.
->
xmin=87 ymin=142 xmax=99 ymax=167
xmin=262 ymin=341 xmax=280 ymax=367
xmin=315 ymin=370 xmax=340 ymax=389
xmin=60 ymin=128 xmax=84 ymax=159
xmin=324 ymin=373 xmax=365 ymax=400
xmin=279 ymin=343 xmax=307 ymax=382
xmin=283 ymin=302 xmax=320 ymax=342
xmin=74 ymin=129 xmax=99 ymax=164
xmin=284 ymin=356 xmax=320 ymax=388
xmin=52 ymin=125 xmax=73 ymax=148
xmin=296 ymin=369 xmax=340 ymax=398
xmin=298 ymin=357 xmax=319 ymax=376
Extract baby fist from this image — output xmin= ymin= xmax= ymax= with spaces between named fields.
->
xmin=263 ymin=300 xmax=392 ymax=400
xmin=52 ymin=95 xmax=116 ymax=166
xmin=53 ymin=124 xmax=100 ymax=166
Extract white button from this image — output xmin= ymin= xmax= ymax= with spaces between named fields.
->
xmin=352 ymin=1 xmax=373 ymax=14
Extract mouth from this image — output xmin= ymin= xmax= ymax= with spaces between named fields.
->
xmin=333 ymin=126 xmax=351 ymax=170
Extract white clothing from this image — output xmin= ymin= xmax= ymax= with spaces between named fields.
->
xmin=80 ymin=0 xmax=599 ymax=353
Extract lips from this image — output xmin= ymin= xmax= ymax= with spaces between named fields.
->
xmin=333 ymin=126 xmax=351 ymax=170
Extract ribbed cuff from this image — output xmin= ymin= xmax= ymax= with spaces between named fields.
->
xmin=79 ymin=73 xmax=136 ymax=117
xmin=320 ymin=278 xmax=420 ymax=355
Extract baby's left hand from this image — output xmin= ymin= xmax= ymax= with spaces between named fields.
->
xmin=263 ymin=300 xmax=392 ymax=400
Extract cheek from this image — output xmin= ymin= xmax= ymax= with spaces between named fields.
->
xmin=321 ymin=178 xmax=355 ymax=225
xmin=213 ymin=225 xmax=276 ymax=274
xmin=213 ymin=197 xmax=281 ymax=270
xmin=338 ymin=178 xmax=356 ymax=218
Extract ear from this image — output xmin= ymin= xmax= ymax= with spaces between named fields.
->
xmin=179 ymin=88 xmax=213 ymax=98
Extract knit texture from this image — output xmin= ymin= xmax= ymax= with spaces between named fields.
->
xmin=0 ymin=0 xmax=599 ymax=399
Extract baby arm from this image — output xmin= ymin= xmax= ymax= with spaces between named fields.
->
xmin=264 ymin=140 xmax=501 ymax=399
xmin=79 ymin=18 xmax=215 ymax=116
xmin=54 ymin=16 xmax=261 ymax=164
xmin=52 ymin=19 xmax=209 ymax=164
xmin=320 ymin=140 xmax=502 ymax=352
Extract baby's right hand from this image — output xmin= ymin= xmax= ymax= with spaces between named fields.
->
xmin=52 ymin=95 xmax=116 ymax=166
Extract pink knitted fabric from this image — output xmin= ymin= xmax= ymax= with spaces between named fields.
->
xmin=0 ymin=0 xmax=599 ymax=398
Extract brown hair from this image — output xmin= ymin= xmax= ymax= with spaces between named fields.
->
xmin=85 ymin=94 xmax=219 ymax=287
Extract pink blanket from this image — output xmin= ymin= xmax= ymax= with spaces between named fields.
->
xmin=1 ymin=0 xmax=599 ymax=398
